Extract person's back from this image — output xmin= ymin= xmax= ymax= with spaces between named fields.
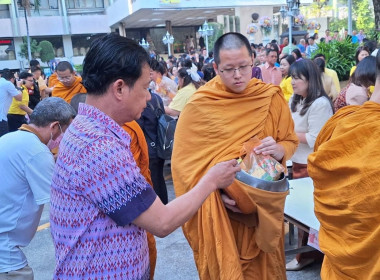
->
xmin=0 ymin=97 xmax=74 ymax=279
xmin=0 ymin=70 xmax=22 ymax=136
xmin=308 ymin=51 xmax=380 ymax=279
xmin=172 ymin=32 xmax=298 ymax=279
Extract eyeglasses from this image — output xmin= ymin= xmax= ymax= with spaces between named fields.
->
xmin=25 ymin=79 xmax=34 ymax=82
xmin=219 ymin=64 xmax=253 ymax=77
xmin=57 ymin=75 xmax=73 ymax=82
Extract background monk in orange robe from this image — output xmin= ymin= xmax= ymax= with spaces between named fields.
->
xmin=52 ymin=61 xmax=86 ymax=103
xmin=172 ymin=32 xmax=298 ymax=280
xmin=122 ymin=121 xmax=157 ymax=280
xmin=308 ymin=50 xmax=380 ymax=280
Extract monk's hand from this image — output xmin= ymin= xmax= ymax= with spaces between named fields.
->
xmin=207 ymin=159 xmax=241 ymax=189
xmin=253 ymin=136 xmax=285 ymax=161
xmin=221 ymin=193 xmax=242 ymax=213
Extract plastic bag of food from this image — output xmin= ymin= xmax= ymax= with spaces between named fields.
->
xmin=239 ymin=137 xmax=285 ymax=181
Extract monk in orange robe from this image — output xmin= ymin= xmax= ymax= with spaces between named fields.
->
xmin=172 ymin=33 xmax=298 ymax=280
xmin=122 ymin=121 xmax=157 ymax=280
xmin=52 ymin=61 xmax=86 ymax=103
xmin=48 ymin=72 xmax=59 ymax=88
xmin=308 ymin=53 xmax=380 ymax=279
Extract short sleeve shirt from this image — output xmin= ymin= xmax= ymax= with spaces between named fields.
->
xmin=0 ymin=77 xmax=20 ymax=121
xmin=50 ymin=103 xmax=157 ymax=279
xmin=168 ymin=83 xmax=197 ymax=112
xmin=0 ymin=130 xmax=53 ymax=273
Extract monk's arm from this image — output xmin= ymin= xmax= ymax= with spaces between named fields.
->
xmin=133 ymin=159 xmax=240 ymax=238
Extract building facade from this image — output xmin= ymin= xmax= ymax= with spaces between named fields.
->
xmin=0 ymin=0 xmax=311 ymax=71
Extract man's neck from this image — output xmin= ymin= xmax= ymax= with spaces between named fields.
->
xmin=27 ymin=124 xmax=50 ymax=144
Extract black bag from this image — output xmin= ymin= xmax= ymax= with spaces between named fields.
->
xmin=148 ymin=96 xmax=177 ymax=160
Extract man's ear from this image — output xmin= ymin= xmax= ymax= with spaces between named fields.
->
xmin=213 ymin=61 xmax=219 ymax=75
xmin=111 ymin=79 xmax=127 ymax=101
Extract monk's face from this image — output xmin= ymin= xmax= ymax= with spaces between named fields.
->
xmin=214 ymin=46 xmax=253 ymax=94
xmin=57 ymin=69 xmax=75 ymax=87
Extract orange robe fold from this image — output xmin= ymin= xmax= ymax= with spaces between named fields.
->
xmin=308 ymin=102 xmax=380 ymax=280
xmin=122 ymin=121 xmax=157 ymax=280
xmin=48 ymin=72 xmax=59 ymax=88
xmin=171 ymin=76 xmax=298 ymax=280
xmin=52 ymin=76 xmax=87 ymax=103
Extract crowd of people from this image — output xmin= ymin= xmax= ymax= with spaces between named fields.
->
xmin=0 ymin=27 xmax=379 ymax=280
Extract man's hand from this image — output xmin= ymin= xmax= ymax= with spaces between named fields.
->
xmin=204 ymin=159 xmax=241 ymax=190
xmin=221 ymin=193 xmax=242 ymax=213
xmin=253 ymin=136 xmax=285 ymax=161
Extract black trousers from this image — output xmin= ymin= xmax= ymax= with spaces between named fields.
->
xmin=7 ymin=114 xmax=27 ymax=132
xmin=149 ymin=157 xmax=168 ymax=204
xmin=0 ymin=120 xmax=8 ymax=137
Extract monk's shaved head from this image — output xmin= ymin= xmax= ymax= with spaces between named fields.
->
xmin=213 ymin=32 xmax=252 ymax=65
xmin=56 ymin=61 xmax=74 ymax=73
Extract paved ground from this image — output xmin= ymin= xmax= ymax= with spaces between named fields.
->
xmin=24 ymin=169 xmax=321 ymax=280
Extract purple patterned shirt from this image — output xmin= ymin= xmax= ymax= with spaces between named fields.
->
xmin=50 ymin=103 xmax=157 ymax=280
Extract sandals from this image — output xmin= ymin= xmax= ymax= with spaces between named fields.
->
xmin=286 ymin=258 xmax=314 ymax=271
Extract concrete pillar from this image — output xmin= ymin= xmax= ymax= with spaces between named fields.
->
xmin=118 ymin=22 xmax=126 ymax=37
xmin=9 ymin=0 xmax=20 ymax=36
xmin=62 ymin=35 xmax=73 ymax=59
xmin=165 ymin=20 xmax=173 ymax=55
xmin=60 ymin=0 xmax=70 ymax=34
xmin=13 ymin=37 xmax=25 ymax=69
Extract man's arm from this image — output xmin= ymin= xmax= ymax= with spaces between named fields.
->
xmin=7 ymin=80 xmax=23 ymax=101
xmin=133 ymin=159 xmax=240 ymax=237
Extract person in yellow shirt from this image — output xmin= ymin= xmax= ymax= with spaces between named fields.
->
xmin=165 ymin=67 xmax=204 ymax=117
xmin=314 ymin=53 xmax=340 ymax=93
xmin=7 ymin=72 xmax=33 ymax=132
xmin=279 ymin=55 xmax=296 ymax=102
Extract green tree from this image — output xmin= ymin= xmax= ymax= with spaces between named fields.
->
xmin=38 ymin=40 xmax=55 ymax=63
xmin=354 ymin=0 xmax=375 ymax=32
xmin=207 ymin=22 xmax=224 ymax=52
xmin=19 ymin=36 xmax=41 ymax=59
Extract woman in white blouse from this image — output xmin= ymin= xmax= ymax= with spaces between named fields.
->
xmin=286 ymin=59 xmax=334 ymax=271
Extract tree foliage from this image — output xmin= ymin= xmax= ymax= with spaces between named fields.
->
xmin=38 ymin=40 xmax=55 ymax=63
xmin=19 ymin=37 xmax=41 ymax=59
xmin=313 ymin=39 xmax=357 ymax=81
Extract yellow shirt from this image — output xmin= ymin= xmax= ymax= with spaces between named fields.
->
xmin=350 ymin=66 xmax=356 ymax=76
xmin=8 ymin=86 xmax=29 ymax=115
xmin=325 ymin=68 xmax=340 ymax=92
xmin=280 ymin=76 xmax=293 ymax=102
xmin=37 ymin=76 xmax=47 ymax=91
xmin=168 ymin=83 xmax=197 ymax=112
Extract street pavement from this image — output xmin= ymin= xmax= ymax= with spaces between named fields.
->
xmin=24 ymin=168 xmax=321 ymax=280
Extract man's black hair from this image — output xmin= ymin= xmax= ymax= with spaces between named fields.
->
xmin=82 ymin=33 xmax=150 ymax=96
xmin=1 ymin=69 xmax=14 ymax=80
xmin=30 ymin=59 xmax=40 ymax=67
xmin=19 ymin=71 xmax=33 ymax=80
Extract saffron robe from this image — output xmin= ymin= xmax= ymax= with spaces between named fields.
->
xmin=52 ymin=76 xmax=87 ymax=103
xmin=122 ymin=121 xmax=157 ymax=280
xmin=48 ymin=72 xmax=59 ymax=88
xmin=308 ymin=102 xmax=380 ymax=280
xmin=171 ymin=76 xmax=298 ymax=280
